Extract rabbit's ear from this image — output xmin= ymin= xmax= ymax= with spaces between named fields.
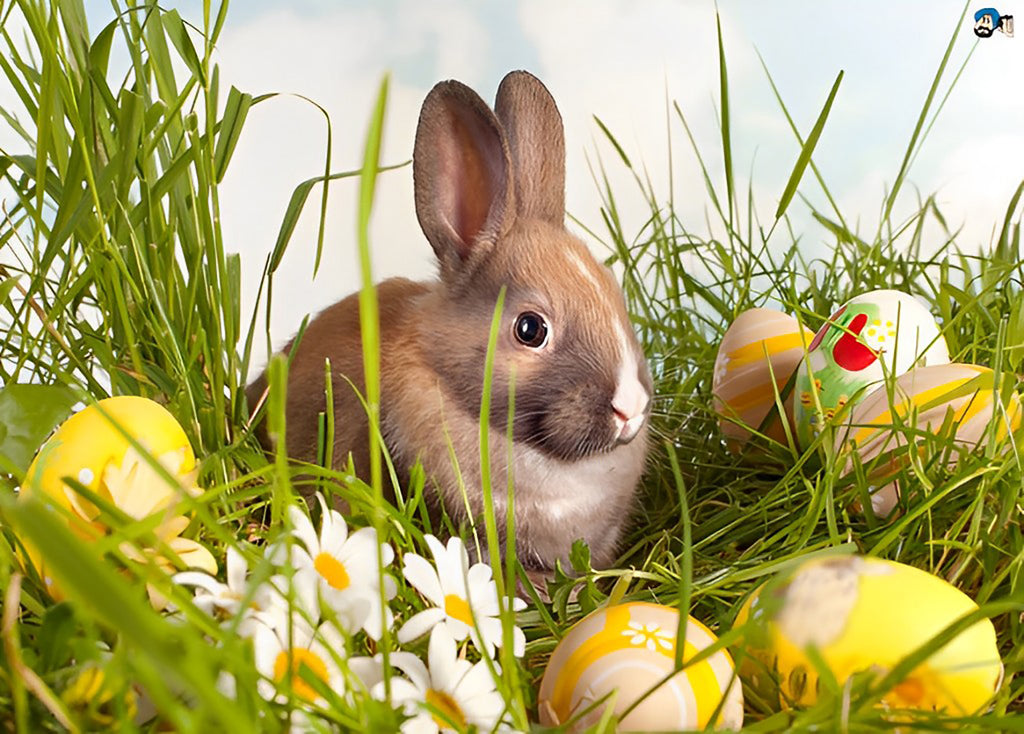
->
xmin=494 ymin=70 xmax=565 ymax=225
xmin=414 ymin=80 xmax=514 ymax=278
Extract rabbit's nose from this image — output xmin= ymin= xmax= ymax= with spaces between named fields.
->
xmin=612 ymin=389 xmax=650 ymax=445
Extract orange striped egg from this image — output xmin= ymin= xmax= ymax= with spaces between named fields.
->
xmin=538 ymin=602 xmax=743 ymax=731
xmin=713 ymin=308 xmax=813 ymax=449
xmin=836 ymin=364 xmax=1022 ymax=516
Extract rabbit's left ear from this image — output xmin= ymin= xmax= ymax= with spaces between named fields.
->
xmin=494 ymin=70 xmax=566 ymax=225
xmin=413 ymin=79 xmax=515 ymax=278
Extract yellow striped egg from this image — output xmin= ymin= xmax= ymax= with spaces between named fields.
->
xmin=836 ymin=363 xmax=1022 ymax=516
xmin=19 ymin=396 xmax=196 ymax=598
xmin=713 ymin=308 xmax=814 ymax=449
xmin=538 ymin=602 xmax=743 ymax=731
xmin=735 ymin=555 xmax=1002 ymax=714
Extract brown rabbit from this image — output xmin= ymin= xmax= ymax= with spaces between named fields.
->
xmin=248 ymin=70 xmax=651 ymax=581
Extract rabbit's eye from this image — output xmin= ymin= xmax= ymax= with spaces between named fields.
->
xmin=514 ymin=311 xmax=549 ymax=348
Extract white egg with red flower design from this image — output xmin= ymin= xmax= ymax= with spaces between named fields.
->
xmin=793 ymin=290 xmax=949 ymax=448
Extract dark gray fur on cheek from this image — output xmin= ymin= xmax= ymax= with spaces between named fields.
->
xmin=426 ymin=286 xmax=622 ymax=461
xmin=504 ymin=348 xmax=618 ymax=460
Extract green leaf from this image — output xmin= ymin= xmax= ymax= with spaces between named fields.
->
xmin=775 ymin=70 xmax=843 ymax=221
xmin=37 ymin=602 xmax=77 ymax=672
xmin=569 ymin=538 xmax=591 ymax=574
xmin=161 ymin=10 xmax=206 ymax=87
xmin=593 ymin=115 xmax=631 ymax=167
xmin=269 ymin=165 xmax=383 ymax=273
xmin=214 ymin=86 xmax=253 ymax=183
xmin=716 ymin=12 xmax=734 ymax=227
xmin=0 ymin=384 xmax=78 ymax=473
xmin=0 ymin=276 xmax=18 ymax=305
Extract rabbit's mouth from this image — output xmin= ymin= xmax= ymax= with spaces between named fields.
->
xmin=614 ymin=410 xmax=648 ymax=445
xmin=513 ymin=403 xmax=647 ymax=462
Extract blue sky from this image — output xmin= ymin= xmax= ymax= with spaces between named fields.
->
xmin=67 ymin=1 xmax=1024 ymax=354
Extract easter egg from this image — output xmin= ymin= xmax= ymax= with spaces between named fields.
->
xmin=538 ymin=602 xmax=743 ymax=731
xmin=713 ymin=308 xmax=814 ymax=449
xmin=19 ymin=396 xmax=197 ymax=597
xmin=793 ymin=290 xmax=949 ymax=449
xmin=735 ymin=555 xmax=1002 ymax=714
xmin=836 ymin=363 xmax=1022 ymax=516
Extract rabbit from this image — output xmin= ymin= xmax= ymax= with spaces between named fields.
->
xmin=247 ymin=70 xmax=652 ymax=586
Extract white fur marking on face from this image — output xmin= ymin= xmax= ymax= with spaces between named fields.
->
xmin=568 ymin=250 xmax=602 ymax=291
xmin=611 ymin=320 xmax=648 ymax=435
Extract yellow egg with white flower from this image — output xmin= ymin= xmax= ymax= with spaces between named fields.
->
xmin=735 ymin=555 xmax=1002 ymax=714
xmin=18 ymin=396 xmax=214 ymax=604
xmin=538 ymin=602 xmax=743 ymax=731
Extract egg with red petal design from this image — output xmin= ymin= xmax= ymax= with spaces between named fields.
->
xmin=793 ymin=290 xmax=949 ymax=449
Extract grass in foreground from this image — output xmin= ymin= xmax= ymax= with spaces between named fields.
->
xmin=0 ymin=0 xmax=1022 ymax=731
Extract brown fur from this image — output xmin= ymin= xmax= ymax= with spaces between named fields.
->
xmin=248 ymin=71 xmax=651 ymax=578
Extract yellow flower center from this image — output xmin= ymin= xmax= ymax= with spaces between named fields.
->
xmin=314 ymin=552 xmax=351 ymax=591
xmin=444 ymin=593 xmax=473 ymax=625
xmin=426 ymin=688 xmax=467 ymax=730
xmin=273 ymin=647 xmax=329 ymax=702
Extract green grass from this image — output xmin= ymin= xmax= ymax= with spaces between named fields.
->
xmin=0 ymin=0 xmax=1022 ymax=731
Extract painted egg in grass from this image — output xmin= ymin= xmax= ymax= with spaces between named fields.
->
xmin=835 ymin=363 xmax=1023 ymax=516
xmin=793 ymin=290 xmax=950 ymax=449
xmin=538 ymin=602 xmax=743 ymax=731
xmin=19 ymin=396 xmax=198 ymax=597
xmin=713 ymin=308 xmax=814 ymax=449
xmin=735 ymin=555 xmax=1002 ymax=714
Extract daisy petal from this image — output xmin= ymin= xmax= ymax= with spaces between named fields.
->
xmin=402 ymin=553 xmax=445 ymax=606
xmin=288 ymin=504 xmax=320 ymax=555
xmin=455 ymin=659 xmax=499 ymax=701
xmin=226 ymin=546 xmax=247 ymax=591
xmin=348 ymin=655 xmax=383 ymax=691
xmin=384 ymin=677 xmax=423 ymax=709
xmin=172 ymin=571 xmax=224 ymax=596
xmin=423 ymin=534 xmax=447 ymax=562
xmin=428 ymin=624 xmax=461 ymax=689
xmin=460 ymin=690 xmax=505 ymax=727
xmin=512 ymin=626 xmax=526 ymax=658
xmin=362 ymin=602 xmax=393 ymax=641
xmin=383 ymin=574 xmax=398 ymax=600
xmin=389 ymin=651 xmax=431 ymax=695
xmin=472 ymin=617 xmax=503 ymax=658
xmin=397 ymin=608 xmax=445 ymax=644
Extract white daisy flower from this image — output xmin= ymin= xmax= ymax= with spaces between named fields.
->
xmin=174 ymin=546 xmax=272 ymax=617
xmin=398 ymin=535 xmax=526 ymax=658
xmin=286 ymin=495 xmax=397 ymax=639
xmin=373 ymin=625 xmax=510 ymax=734
xmin=251 ymin=611 xmax=347 ymax=707
xmin=171 ymin=544 xmax=311 ymax=639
